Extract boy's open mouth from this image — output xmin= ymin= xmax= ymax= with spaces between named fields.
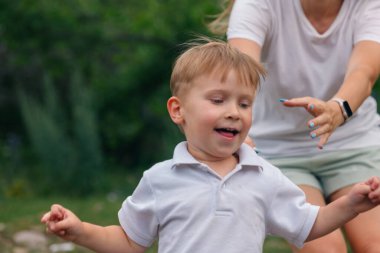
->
xmin=215 ymin=128 xmax=239 ymax=137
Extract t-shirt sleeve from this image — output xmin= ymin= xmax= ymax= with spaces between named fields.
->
xmin=266 ymin=169 xmax=319 ymax=249
xmin=354 ymin=0 xmax=380 ymax=44
xmin=227 ymin=0 xmax=272 ymax=46
xmin=118 ymin=174 xmax=158 ymax=247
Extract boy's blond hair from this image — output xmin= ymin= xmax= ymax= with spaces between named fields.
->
xmin=170 ymin=38 xmax=265 ymax=98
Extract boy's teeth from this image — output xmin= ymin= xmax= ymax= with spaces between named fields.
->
xmin=216 ymin=128 xmax=239 ymax=135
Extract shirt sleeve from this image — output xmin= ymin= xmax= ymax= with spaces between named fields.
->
xmin=266 ymin=169 xmax=319 ymax=249
xmin=118 ymin=173 xmax=158 ymax=247
xmin=227 ymin=0 xmax=272 ymax=46
xmin=354 ymin=0 xmax=380 ymax=44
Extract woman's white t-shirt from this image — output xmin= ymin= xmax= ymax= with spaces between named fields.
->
xmin=228 ymin=0 xmax=380 ymax=157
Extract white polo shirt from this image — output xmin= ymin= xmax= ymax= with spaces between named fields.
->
xmin=118 ymin=142 xmax=319 ymax=252
xmin=228 ymin=0 xmax=380 ymax=157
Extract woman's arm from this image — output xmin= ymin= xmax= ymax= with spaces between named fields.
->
xmin=334 ymin=40 xmax=380 ymax=112
xmin=229 ymin=38 xmax=262 ymax=63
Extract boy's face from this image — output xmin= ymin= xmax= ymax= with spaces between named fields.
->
xmin=168 ymin=70 xmax=254 ymax=162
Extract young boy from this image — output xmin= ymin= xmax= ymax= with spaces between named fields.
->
xmin=41 ymin=40 xmax=380 ymax=253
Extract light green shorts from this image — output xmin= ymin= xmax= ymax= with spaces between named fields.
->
xmin=266 ymin=147 xmax=380 ymax=198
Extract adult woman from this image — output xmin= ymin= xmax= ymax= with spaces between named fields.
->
xmin=210 ymin=0 xmax=380 ymax=252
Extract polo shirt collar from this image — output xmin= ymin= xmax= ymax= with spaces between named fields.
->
xmin=172 ymin=141 xmax=200 ymax=166
xmin=172 ymin=141 xmax=264 ymax=171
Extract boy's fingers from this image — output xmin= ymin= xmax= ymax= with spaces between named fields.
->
xmin=53 ymin=218 xmax=71 ymax=231
xmin=366 ymin=177 xmax=380 ymax=190
xmin=368 ymin=192 xmax=380 ymax=204
xmin=41 ymin=205 xmax=63 ymax=223
xmin=45 ymin=221 xmax=57 ymax=233
xmin=51 ymin=204 xmax=64 ymax=214
xmin=41 ymin=212 xmax=50 ymax=223
xmin=49 ymin=204 xmax=67 ymax=220
xmin=46 ymin=219 xmax=68 ymax=234
xmin=364 ymin=177 xmax=380 ymax=203
xmin=371 ymin=177 xmax=380 ymax=190
xmin=356 ymin=183 xmax=372 ymax=196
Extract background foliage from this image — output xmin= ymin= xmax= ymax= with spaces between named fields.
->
xmin=0 ymin=0 xmax=379 ymax=197
xmin=0 ymin=0 xmax=218 ymax=196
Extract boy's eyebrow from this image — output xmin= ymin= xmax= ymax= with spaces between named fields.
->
xmin=204 ymin=88 xmax=228 ymax=94
xmin=241 ymin=94 xmax=255 ymax=101
xmin=204 ymin=89 xmax=255 ymax=99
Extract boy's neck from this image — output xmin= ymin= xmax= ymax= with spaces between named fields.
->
xmin=199 ymin=154 xmax=239 ymax=178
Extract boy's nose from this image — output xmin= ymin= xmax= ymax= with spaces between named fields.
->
xmin=226 ymin=104 xmax=240 ymax=119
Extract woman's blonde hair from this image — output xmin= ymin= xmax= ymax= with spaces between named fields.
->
xmin=170 ymin=37 xmax=265 ymax=98
xmin=207 ymin=0 xmax=234 ymax=35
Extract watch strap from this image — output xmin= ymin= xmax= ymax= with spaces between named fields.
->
xmin=331 ymin=97 xmax=353 ymax=121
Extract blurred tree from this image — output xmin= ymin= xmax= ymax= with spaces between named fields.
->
xmin=18 ymin=72 xmax=104 ymax=195
xmin=0 ymin=0 xmax=217 ymax=195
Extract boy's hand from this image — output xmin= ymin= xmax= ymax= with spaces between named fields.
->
xmin=41 ymin=204 xmax=84 ymax=242
xmin=348 ymin=177 xmax=380 ymax=214
xmin=367 ymin=177 xmax=380 ymax=202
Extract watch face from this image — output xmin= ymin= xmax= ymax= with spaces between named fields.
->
xmin=342 ymin=101 xmax=353 ymax=117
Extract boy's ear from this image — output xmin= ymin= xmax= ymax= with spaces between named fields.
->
xmin=167 ymin=96 xmax=184 ymax=124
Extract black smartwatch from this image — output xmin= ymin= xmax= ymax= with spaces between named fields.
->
xmin=331 ymin=97 xmax=353 ymax=121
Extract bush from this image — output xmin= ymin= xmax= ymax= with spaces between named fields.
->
xmin=18 ymin=73 xmax=103 ymax=195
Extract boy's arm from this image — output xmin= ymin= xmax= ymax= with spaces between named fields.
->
xmin=41 ymin=204 xmax=146 ymax=253
xmin=306 ymin=194 xmax=358 ymax=242
xmin=306 ymin=177 xmax=380 ymax=242
xmin=74 ymin=223 xmax=146 ymax=253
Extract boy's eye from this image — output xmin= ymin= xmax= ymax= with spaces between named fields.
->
xmin=240 ymin=101 xmax=251 ymax=109
xmin=211 ymin=98 xmax=224 ymax=104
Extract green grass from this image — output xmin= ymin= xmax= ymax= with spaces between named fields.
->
xmin=0 ymin=196 xmax=295 ymax=253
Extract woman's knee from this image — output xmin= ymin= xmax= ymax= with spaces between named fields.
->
xmin=343 ymin=207 xmax=380 ymax=253
xmin=353 ymin=242 xmax=380 ymax=253
xmin=294 ymin=233 xmax=347 ymax=253
xmin=304 ymin=241 xmax=346 ymax=253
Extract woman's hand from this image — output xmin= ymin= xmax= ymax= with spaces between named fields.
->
xmin=281 ymin=96 xmax=345 ymax=149
xmin=244 ymin=136 xmax=255 ymax=148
